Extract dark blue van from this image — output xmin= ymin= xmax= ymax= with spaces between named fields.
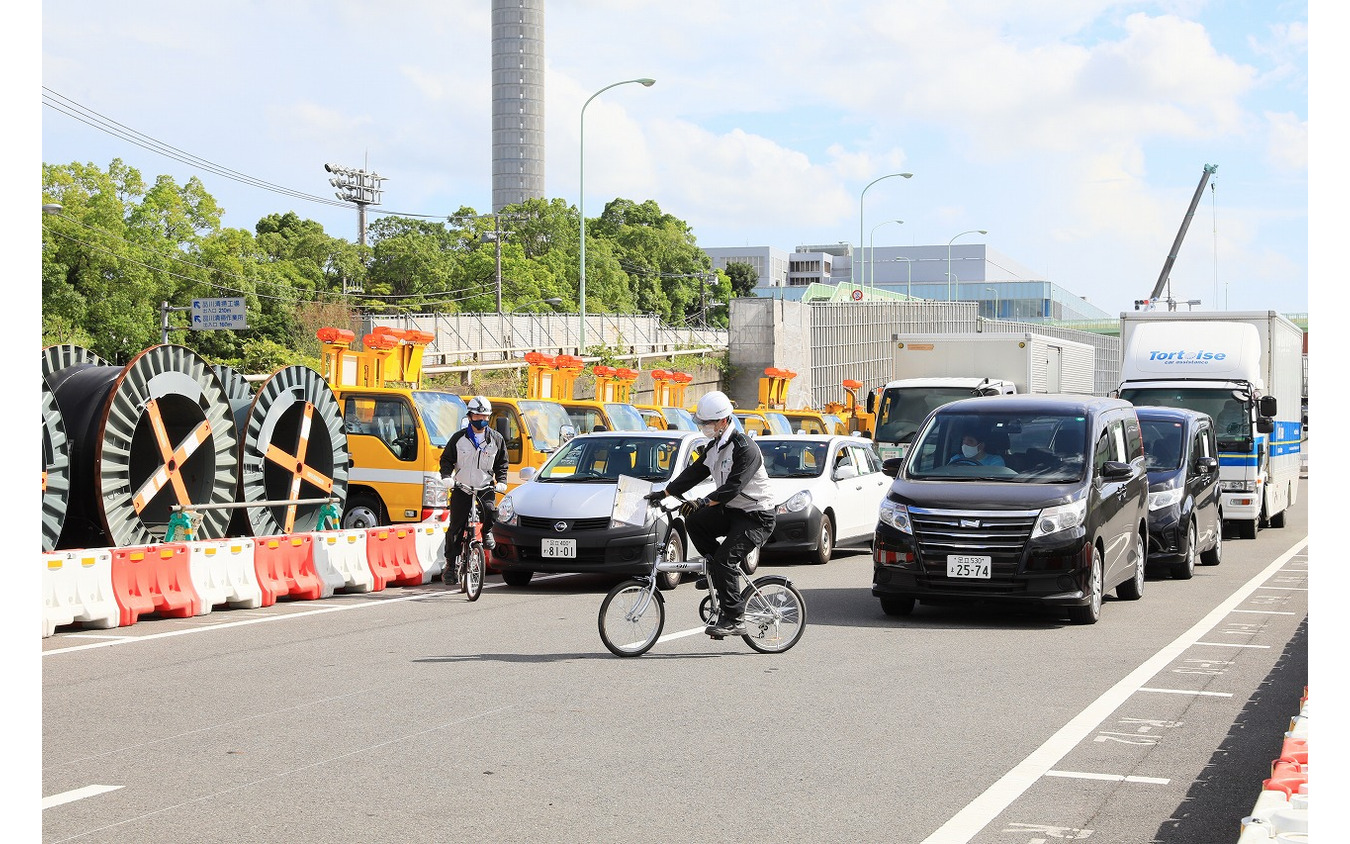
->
xmin=1135 ymin=406 xmax=1222 ymax=578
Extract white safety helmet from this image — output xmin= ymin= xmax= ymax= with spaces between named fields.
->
xmin=467 ymin=395 xmax=492 ymax=415
xmin=694 ymin=390 xmax=734 ymax=424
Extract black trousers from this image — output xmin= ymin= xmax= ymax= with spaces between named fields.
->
xmin=685 ymin=505 xmax=775 ymax=620
xmin=446 ymin=487 xmax=497 ymax=563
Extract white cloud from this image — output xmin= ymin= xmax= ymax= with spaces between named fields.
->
xmin=1265 ymin=111 xmax=1308 ymax=171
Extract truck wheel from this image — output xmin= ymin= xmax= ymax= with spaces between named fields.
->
xmin=1238 ymin=518 xmax=1257 ymax=540
xmin=342 ymin=494 xmax=383 ymax=530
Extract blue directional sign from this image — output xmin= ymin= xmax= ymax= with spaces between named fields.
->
xmin=191 ymin=297 xmax=247 ymax=331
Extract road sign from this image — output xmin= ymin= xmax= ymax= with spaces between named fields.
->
xmin=191 ymin=298 xmax=247 ymax=331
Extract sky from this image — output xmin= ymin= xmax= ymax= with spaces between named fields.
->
xmin=35 ymin=0 xmax=1313 ymax=318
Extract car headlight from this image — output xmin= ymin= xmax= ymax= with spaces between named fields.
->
xmin=877 ymin=499 xmax=912 ymax=534
xmin=496 ymin=495 xmax=516 ymax=525
xmin=1148 ymin=487 xmax=1184 ymax=511
xmin=1030 ymin=498 xmax=1088 ymax=539
xmin=423 ymin=474 xmax=448 ymax=508
xmin=776 ymin=490 xmax=811 ymax=515
xmin=1220 ymin=480 xmax=1255 ymax=493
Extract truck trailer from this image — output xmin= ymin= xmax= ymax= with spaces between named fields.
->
xmin=870 ymin=332 xmax=1096 ymax=462
xmin=1116 ymin=311 xmax=1303 ymax=539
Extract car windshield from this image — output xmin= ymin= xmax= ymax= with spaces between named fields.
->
xmin=904 ymin=411 xmax=1088 ymax=483
xmin=661 ymin=407 xmax=698 ymax=431
xmin=519 ymin=400 xmax=577 ymax=452
xmin=1119 ymin=387 xmax=1246 ymax=449
xmin=604 ymin=403 xmax=648 ymax=431
xmin=759 ymin=441 xmax=827 ymax=478
xmin=874 ymin=386 xmax=982 ymax=444
xmin=537 ymin=436 xmax=684 ymax=482
xmin=1140 ymin=419 xmax=1185 ymax=470
xmin=763 ymin=412 xmax=794 ymax=435
xmin=412 ymin=391 xmax=469 ymax=447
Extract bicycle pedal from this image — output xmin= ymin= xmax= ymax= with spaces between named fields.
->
xmin=694 ymin=577 xmax=709 ymax=591
xmin=708 ymin=633 xmax=725 ymax=640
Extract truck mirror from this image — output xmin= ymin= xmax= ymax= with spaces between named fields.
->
xmin=1256 ymin=417 xmax=1274 ymax=434
xmin=866 ymin=390 xmax=875 ymax=414
xmin=1259 ymin=395 xmax=1277 ymax=417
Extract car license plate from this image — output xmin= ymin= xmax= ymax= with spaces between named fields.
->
xmin=541 ymin=538 xmax=576 ymax=558
xmin=947 ymin=555 xmax=991 ymax=579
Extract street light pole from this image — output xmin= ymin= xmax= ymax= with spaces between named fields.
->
xmin=868 ymin=220 xmax=903 ymax=287
xmin=946 ymin=229 xmax=987 ymax=302
xmin=857 ymin=173 xmax=912 ymax=286
xmin=986 ymin=286 xmax=998 ymax=319
xmin=895 ymin=256 xmax=913 ymax=299
xmin=579 ymin=77 xmax=656 ymax=354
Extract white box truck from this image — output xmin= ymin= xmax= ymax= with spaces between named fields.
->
xmin=870 ymin=332 xmax=1096 ymax=462
xmin=1116 ymin=311 xmax=1303 ymax=539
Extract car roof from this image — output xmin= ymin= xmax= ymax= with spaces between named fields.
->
xmin=1131 ymin=405 xmax=1213 ymax=424
xmin=570 ymin=429 xmax=702 ymax=440
xmin=936 ymin=394 xmax=1131 ymax=414
xmin=755 ymin=434 xmax=863 ymax=445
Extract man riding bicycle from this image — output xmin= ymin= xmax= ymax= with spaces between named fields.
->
xmin=440 ymin=395 xmax=508 ymax=587
xmin=646 ymin=390 xmax=775 ymax=637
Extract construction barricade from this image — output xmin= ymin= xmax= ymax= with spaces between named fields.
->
xmin=308 ymin=529 xmax=377 ymax=596
xmin=252 ymin=534 xmax=323 ymax=606
xmin=43 ymin=548 xmax=119 ymax=637
xmin=411 ymin=510 xmax=450 ymax=584
xmin=365 ymin=526 xmax=423 ymax=589
xmin=110 ymin=544 xmax=203 ymax=626
xmin=186 ymin=538 xmax=263 ymax=613
xmin=1238 ymin=686 xmax=1310 ymax=842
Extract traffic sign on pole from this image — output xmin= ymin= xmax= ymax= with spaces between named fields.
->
xmin=191 ymin=298 xmax=247 ymax=331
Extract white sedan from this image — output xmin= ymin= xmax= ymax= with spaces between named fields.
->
xmin=755 ymin=434 xmax=891 ymax=564
xmin=490 ymin=430 xmax=716 ymax=590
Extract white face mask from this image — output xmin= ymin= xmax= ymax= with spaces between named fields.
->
xmin=700 ymin=422 xmax=720 ymax=439
xmin=962 ymin=444 xmax=979 ymax=458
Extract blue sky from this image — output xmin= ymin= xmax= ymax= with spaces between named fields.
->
xmin=36 ymin=1 xmax=1312 ymax=316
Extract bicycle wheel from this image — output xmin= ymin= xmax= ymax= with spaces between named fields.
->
xmin=740 ymin=575 xmax=806 ymax=654
xmin=598 ymin=581 xmax=665 ymax=657
xmin=463 ymin=544 xmax=484 ymax=602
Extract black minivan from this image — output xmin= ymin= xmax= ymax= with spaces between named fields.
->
xmin=1135 ymin=406 xmax=1222 ymax=579
xmin=872 ymin=395 xmax=1149 ymax=625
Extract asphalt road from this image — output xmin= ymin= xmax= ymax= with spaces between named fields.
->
xmin=41 ymin=481 xmax=1309 ymax=843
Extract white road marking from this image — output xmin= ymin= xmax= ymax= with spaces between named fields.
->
xmin=1255 ymin=586 xmax=1308 ymax=591
xmin=1045 ymin=771 xmax=1170 ymax=785
xmin=1138 ymin=688 xmax=1233 ymax=697
xmin=657 ymin=627 xmax=706 ymax=643
xmin=43 ymin=784 xmax=122 ymax=810
xmin=919 ymin=535 xmax=1308 ymax=844
xmin=1193 ymin=642 xmax=1271 ymax=649
xmin=1230 ymin=610 xmax=1296 ymax=615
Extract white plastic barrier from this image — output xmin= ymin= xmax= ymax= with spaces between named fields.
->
xmin=43 ymin=549 xmax=119 ymax=637
xmin=186 ymin=538 xmax=263 ymax=612
xmin=309 ymin=529 xmax=375 ymax=594
xmin=412 ymin=520 xmax=449 ymax=585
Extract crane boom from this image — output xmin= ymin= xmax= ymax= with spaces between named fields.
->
xmin=1149 ymin=163 xmax=1217 ymax=302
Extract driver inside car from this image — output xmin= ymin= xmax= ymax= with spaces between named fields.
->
xmin=949 ymin=429 xmax=1006 ymax=467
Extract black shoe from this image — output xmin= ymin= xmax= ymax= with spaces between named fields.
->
xmin=442 ymin=565 xmax=459 ymax=586
xmin=694 ymin=576 xmax=709 ymax=591
xmin=705 ymin=617 xmax=746 ymax=637
xmin=483 ymin=534 xmax=496 ymax=551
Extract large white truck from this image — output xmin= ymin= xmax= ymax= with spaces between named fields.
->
xmin=1116 ymin=311 xmax=1303 ymax=539
xmin=870 ymin=332 xmax=1096 ymax=462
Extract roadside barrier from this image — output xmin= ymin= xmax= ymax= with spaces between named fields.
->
xmin=43 ymin=548 xmax=119 ymax=638
xmin=1238 ymin=687 xmax=1310 ymax=842
xmin=366 ymin=526 xmax=423 ymax=588
xmin=308 ymin=529 xmax=377 ymax=595
xmin=186 ymin=538 xmax=263 ymax=612
xmin=110 ymin=544 xmax=203 ymax=626
xmin=411 ymin=518 xmax=450 ymax=585
xmin=253 ymin=534 xmax=323 ymax=606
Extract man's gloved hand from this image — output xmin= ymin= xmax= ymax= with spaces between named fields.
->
xmin=494 ymin=482 xmax=508 ymax=494
xmin=643 ymin=490 xmax=667 ymax=504
xmin=680 ymin=497 xmax=709 ymax=518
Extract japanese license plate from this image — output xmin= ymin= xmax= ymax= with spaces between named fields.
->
xmin=541 ymin=538 xmax=576 ymax=558
xmin=947 ymin=555 xmax=991 ymax=579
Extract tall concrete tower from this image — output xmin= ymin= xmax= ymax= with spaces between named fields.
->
xmin=491 ymin=0 xmax=546 ymax=212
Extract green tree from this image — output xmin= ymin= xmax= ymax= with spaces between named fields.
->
xmin=725 ymin=261 xmax=759 ymax=297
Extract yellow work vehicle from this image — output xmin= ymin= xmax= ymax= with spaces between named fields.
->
xmin=635 ymin=369 xmax=699 ymax=431
xmin=823 ymin=379 xmax=876 ymax=437
xmin=318 ymin=326 xmax=471 ymax=529
xmin=463 ymin=352 xmax=580 ymax=489
xmin=752 ymin=367 xmax=839 ymax=435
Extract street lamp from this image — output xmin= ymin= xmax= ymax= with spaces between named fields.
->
xmin=857 ymin=173 xmax=912 ymax=286
xmin=579 ymin=77 xmax=656 ymax=354
xmin=510 ymin=297 xmax=564 ymax=314
xmin=985 ymin=286 xmax=999 ymax=319
xmin=42 ymin=203 xmax=63 ymax=215
xmin=946 ymin=229 xmax=987 ymax=301
xmin=893 ymin=256 xmax=914 ymax=299
xmin=868 ymin=220 xmax=903 ymax=287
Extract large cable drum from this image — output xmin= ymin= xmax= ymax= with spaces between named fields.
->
xmin=240 ymin=365 xmax=349 ymax=536
xmin=41 ymin=379 xmax=70 ymax=552
xmin=213 ymin=363 xmax=257 ymax=537
xmin=49 ymin=344 xmax=240 ymax=548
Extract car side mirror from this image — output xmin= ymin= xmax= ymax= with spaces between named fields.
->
xmin=1259 ymin=395 xmax=1277 ymax=417
xmin=1256 ymin=417 xmax=1274 ymax=434
xmin=834 ymin=464 xmax=859 ymax=481
xmin=560 ymin=424 xmax=577 ymax=442
xmin=519 ymin=466 xmax=537 ymax=482
xmin=1100 ymin=460 xmax=1133 ymax=480
xmin=881 ymin=457 xmax=903 ymax=478
xmin=1196 ymin=456 xmax=1218 ymax=473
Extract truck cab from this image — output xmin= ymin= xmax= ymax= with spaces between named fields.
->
xmin=871 ymin=377 xmax=1017 ymax=463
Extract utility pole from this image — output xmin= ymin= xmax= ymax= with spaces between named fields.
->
xmin=324 ymin=160 xmax=386 ymax=251
xmin=452 ymin=211 xmax=528 ymax=313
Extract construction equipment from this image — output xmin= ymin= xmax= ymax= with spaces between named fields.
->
xmin=1136 ymin=164 xmax=1217 ymax=311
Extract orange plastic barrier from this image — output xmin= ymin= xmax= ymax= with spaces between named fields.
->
xmin=1262 ymin=760 xmax=1308 ymax=797
xmin=253 ymin=534 xmax=323 ymax=606
xmin=1277 ymin=736 xmax=1308 ymax=766
xmin=110 ymin=544 xmax=203 ymax=626
xmin=366 ymin=526 xmax=424 ymax=588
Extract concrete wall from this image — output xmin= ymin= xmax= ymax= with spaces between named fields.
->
xmin=727 ymin=298 xmax=814 ymax=409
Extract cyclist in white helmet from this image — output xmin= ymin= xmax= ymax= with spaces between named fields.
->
xmin=439 ymin=395 xmax=508 ymax=586
xmin=647 ymin=389 xmax=775 ymax=637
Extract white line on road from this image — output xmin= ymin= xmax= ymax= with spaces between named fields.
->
xmin=657 ymin=627 xmax=706 ymax=643
xmin=1193 ymin=642 xmax=1272 ymax=649
xmin=919 ymin=534 xmax=1309 ymax=844
xmin=1230 ymin=610 xmax=1296 ymax=615
xmin=1045 ymin=771 xmax=1170 ymax=785
xmin=43 ymin=785 xmax=122 ymax=810
xmin=1138 ymin=688 xmax=1233 ymax=697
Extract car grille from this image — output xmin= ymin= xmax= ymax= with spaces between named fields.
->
xmin=909 ymin=507 xmax=1039 ymax=593
xmin=519 ymin=515 xmax=612 ymax=531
